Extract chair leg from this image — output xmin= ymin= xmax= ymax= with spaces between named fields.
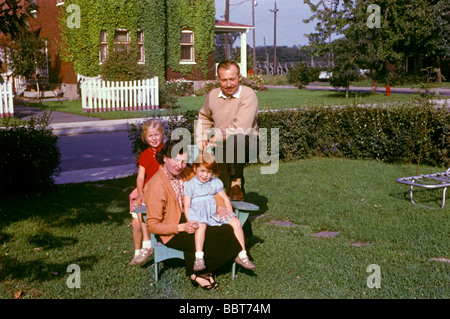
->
xmin=154 ymin=262 xmax=158 ymax=283
xmin=231 ymin=262 xmax=236 ymax=280
xmin=441 ymin=187 xmax=447 ymax=209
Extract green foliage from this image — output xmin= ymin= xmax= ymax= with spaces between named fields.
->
xmin=0 ymin=113 xmax=61 ymax=197
xmin=0 ymin=0 xmax=38 ymax=40
xmin=128 ymin=102 xmax=450 ymax=168
xmin=166 ymin=79 xmax=195 ymax=97
xmin=303 ymin=0 xmax=450 ymax=85
xmin=99 ymin=48 xmax=153 ymax=82
xmin=257 ymin=102 xmax=449 ymax=167
xmin=6 ymin=32 xmax=48 ymax=79
xmin=287 ymin=62 xmax=320 ymax=88
xmin=166 ymin=0 xmax=216 ymax=78
xmin=59 ymin=0 xmax=216 ymax=80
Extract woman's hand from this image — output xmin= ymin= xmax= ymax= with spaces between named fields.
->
xmin=179 ymin=220 xmax=199 ymax=234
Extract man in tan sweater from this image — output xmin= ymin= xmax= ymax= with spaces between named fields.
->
xmin=196 ymin=60 xmax=258 ymax=201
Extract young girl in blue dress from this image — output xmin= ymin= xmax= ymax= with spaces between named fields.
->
xmin=183 ymin=152 xmax=256 ymax=272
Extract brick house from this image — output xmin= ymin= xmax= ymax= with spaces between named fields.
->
xmin=2 ymin=0 xmax=253 ymax=98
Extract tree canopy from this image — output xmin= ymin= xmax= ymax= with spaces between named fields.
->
xmin=0 ymin=0 xmax=38 ymax=39
xmin=303 ymin=0 xmax=450 ymax=86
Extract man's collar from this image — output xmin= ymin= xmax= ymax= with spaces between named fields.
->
xmin=218 ymin=85 xmax=241 ymax=99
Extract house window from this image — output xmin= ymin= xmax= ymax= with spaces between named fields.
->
xmin=180 ymin=30 xmax=195 ymax=64
xmin=99 ymin=30 xmax=108 ymax=62
xmin=114 ymin=30 xmax=130 ymax=52
xmin=137 ymin=31 xmax=144 ymax=63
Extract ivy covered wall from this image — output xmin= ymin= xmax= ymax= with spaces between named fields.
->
xmin=58 ymin=0 xmax=216 ymax=80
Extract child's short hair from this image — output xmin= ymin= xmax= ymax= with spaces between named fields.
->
xmin=192 ymin=152 xmax=219 ymax=175
xmin=141 ymin=119 xmax=165 ymax=144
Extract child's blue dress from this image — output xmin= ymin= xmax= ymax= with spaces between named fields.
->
xmin=184 ymin=176 xmax=235 ymax=226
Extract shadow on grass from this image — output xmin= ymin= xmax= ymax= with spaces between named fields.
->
xmin=0 ymin=178 xmax=134 ymax=231
xmin=0 ymin=254 xmax=98 ymax=283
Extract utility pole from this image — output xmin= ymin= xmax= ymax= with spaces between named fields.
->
xmin=270 ymin=1 xmax=279 ymax=74
xmin=252 ymin=0 xmax=257 ymax=71
xmin=225 ymin=0 xmax=230 ymax=59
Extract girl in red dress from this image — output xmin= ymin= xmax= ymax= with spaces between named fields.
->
xmin=128 ymin=119 xmax=165 ymax=265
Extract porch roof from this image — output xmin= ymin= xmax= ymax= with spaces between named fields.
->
xmin=215 ymin=20 xmax=254 ymax=34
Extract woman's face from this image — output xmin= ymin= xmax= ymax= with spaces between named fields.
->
xmin=163 ymin=152 xmax=188 ymax=176
xmin=144 ymin=128 xmax=163 ymax=149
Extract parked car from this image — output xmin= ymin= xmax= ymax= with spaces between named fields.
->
xmin=319 ymin=71 xmax=332 ymax=80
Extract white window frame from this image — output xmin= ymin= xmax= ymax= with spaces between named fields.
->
xmin=180 ymin=30 xmax=195 ymax=64
xmin=137 ymin=30 xmax=145 ymax=64
xmin=99 ymin=30 xmax=108 ymax=63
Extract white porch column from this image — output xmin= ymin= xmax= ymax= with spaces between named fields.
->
xmin=240 ymin=30 xmax=249 ymax=78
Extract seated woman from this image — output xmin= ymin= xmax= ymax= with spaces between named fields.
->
xmin=143 ymin=139 xmax=242 ymax=290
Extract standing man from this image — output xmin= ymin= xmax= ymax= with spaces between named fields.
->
xmin=196 ymin=60 xmax=258 ymax=201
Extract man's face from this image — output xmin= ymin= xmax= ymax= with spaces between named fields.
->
xmin=218 ymin=65 xmax=240 ymax=97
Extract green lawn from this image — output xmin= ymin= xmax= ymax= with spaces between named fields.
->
xmin=1 ymin=158 xmax=448 ymax=299
xmin=176 ymin=88 xmax=433 ymax=113
xmin=12 ymin=86 xmax=440 ymax=122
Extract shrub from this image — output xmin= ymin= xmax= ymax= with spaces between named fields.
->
xmin=286 ymin=62 xmax=320 ymax=88
xmin=166 ymin=79 xmax=194 ymax=96
xmin=257 ymin=102 xmax=449 ymax=167
xmin=100 ymin=48 xmax=153 ymax=82
xmin=241 ymin=74 xmax=268 ymax=92
xmin=128 ymin=101 xmax=450 ymax=169
xmin=0 ymin=113 xmax=61 ymax=196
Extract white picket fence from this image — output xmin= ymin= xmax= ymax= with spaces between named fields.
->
xmin=0 ymin=81 xmax=14 ymax=118
xmin=79 ymin=76 xmax=159 ymax=112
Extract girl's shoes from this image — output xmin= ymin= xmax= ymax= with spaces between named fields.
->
xmin=193 ymin=257 xmax=206 ymax=271
xmin=191 ymin=273 xmax=219 ymax=291
xmin=235 ymin=255 xmax=256 ymax=270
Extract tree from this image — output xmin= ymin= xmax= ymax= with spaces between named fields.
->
xmin=329 ymin=38 xmax=364 ymax=98
xmin=303 ymin=0 xmax=450 ymax=90
xmin=0 ymin=0 xmax=38 ymax=40
xmin=6 ymin=32 xmax=47 ymax=79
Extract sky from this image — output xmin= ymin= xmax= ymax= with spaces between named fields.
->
xmin=214 ymin=0 xmax=317 ymax=47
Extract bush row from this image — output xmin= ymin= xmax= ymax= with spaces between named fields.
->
xmin=128 ymin=102 xmax=450 ymax=168
xmin=0 ymin=113 xmax=61 ymax=197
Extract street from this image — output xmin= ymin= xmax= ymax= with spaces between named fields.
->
xmin=58 ymin=130 xmax=136 ymax=172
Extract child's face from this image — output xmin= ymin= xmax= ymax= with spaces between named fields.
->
xmin=195 ymin=165 xmax=213 ymax=184
xmin=144 ymin=128 xmax=163 ymax=149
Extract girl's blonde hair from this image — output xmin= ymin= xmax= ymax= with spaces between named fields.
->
xmin=192 ymin=152 xmax=219 ymax=176
xmin=141 ymin=119 xmax=165 ymax=144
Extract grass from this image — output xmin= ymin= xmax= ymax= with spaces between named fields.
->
xmin=1 ymin=158 xmax=448 ymax=299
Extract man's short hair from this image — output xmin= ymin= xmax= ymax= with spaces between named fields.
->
xmin=217 ymin=60 xmax=240 ymax=75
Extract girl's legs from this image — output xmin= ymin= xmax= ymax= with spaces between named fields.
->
xmin=228 ymin=217 xmax=246 ymax=251
xmin=194 ymin=223 xmax=207 ymax=271
xmin=129 ymin=211 xmax=153 ymax=266
xmin=229 ymin=217 xmax=256 ymax=269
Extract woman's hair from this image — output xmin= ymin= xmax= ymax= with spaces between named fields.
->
xmin=191 ymin=152 xmax=219 ymax=175
xmin=155 ymin=139 xmax=188 ymax=165
xmin=141 ymin=119 xmax=165 ymax=144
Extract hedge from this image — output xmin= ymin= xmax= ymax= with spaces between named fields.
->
xmin=128 ymin=102 xmax=450 ymax=168
xmin=0 ymin=113 xmax=61 ymax=197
